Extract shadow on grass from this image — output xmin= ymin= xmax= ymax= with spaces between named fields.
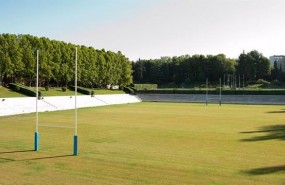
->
xmin=241 ymin=125 xmax=285 ymax=177
xmin=0 ymin=152 xmax=74 ymax=163
xmin=0 ymin=149 xmax=34 ymax=154
xmin=0 ymin=157 xmax=15 ymax=163
xmin=267 ymin=110 xmax=285 ymax=114
xmin=244 ymin=165 xmax=285 ymax=175
xmin=240 ymin=125 xmax=285 ymax=142
xmin=24 ymin=154 xmax=74 ymax=161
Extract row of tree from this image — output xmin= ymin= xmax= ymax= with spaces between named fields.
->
xmin=132 ymin=50 xmax=273 ymax=85
xmin=0 ymin=34 xmax=132 ymax=88
xmin=0 ymin=33 xmax=278 ymax=88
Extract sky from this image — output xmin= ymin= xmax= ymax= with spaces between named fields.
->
xmin=0 ymin=0 xmax=284 ymax=61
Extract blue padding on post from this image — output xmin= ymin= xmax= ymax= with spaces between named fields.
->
xmin=34 ymin=132 xmax=39 ymax=151
xmin=73 ymin=135 xmax=78 ymax=156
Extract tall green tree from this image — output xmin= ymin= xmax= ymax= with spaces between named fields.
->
xmin=8 ymin=34 xmax=23 ymax=83
xmin=0 ymin=33 xmax=141 ymax=88
xmin=50 ymin=40 xmax=62 ymax=87
xmin=237 ymin=50 xmax=271 ymax=81
xmin=119 ymin=53 xmax=133 ymax=86
xmin=87 ymin=47 xmax=99 ymax=88
xmin=19 ymin=35 xmax=35 ymax=86
xmin=60 ymin=43 xmax=74 ymax=87
xmin=0 ymin=34 xmax=13 ymax=85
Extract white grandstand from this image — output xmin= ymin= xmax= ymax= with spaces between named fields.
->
xmin=0 ymin=94 xmax=142 ymax=117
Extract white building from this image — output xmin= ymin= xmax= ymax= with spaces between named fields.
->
xmin=269 ymin=55 xmax=285 ymax=71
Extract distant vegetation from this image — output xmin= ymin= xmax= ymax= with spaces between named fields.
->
xmin=1 ymin=33 xmax=284 ymax=91
xmin=133 ymin=84 xmax=157 ymax=90
xmin=132 ymin=50 xmax=284 ymax=87
xmin=0 ymin=34 xmax=132 ymax=89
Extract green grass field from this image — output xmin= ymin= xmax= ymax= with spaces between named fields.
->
xmin=32 ymin=87 xmax=125 ymax=96
xmin=1 ymin=102 xmax=285 ymax=184
xmin=0 ymin=86 xmax=26 ymax=98
xmin=0 ymin=86 xmax=125 ymax=98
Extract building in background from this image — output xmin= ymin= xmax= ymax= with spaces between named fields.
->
xmin=269 ymin=55 xmax=285 ymax=71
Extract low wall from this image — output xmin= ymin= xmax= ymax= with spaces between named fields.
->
xmin=137 ymin=94 xmax=285 ymax=105
xmin=0 ymin=94 xmax=142 ymax=117
xmin=2 ymin=94 xmax=284 ymax=117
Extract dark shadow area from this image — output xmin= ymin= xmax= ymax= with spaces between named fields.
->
xmin=244 ymin=165 xmax=285 ymax=175
xmin=0 ymin=149 xmax=34 ymax=154
xmin=0 ymin=157 xmax=15 ymax=163
xmin=23 ymin=154 xmax=74 ymax=161
xmin=240 ymin=125 xmax=285 ymax=142
xmin=267 ymin=110 xmax=285 ymax=114
xmin=0 ymin=154 xmax=74 ymax=163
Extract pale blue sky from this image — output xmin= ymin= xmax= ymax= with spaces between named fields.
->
xmin=0 ymin=0 xmax=154 ymax=37
xmin=0 ymin=0 xmax=284 ymax=60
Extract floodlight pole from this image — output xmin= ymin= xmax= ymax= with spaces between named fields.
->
xmin=219 ymin=78 xmax=222 ymax=106
xmin=243 ymin=74 xmax=245 ymax=89
xmin=206 ymin=78 xmax=208 ymax=106
xmin=239 ymin=74 xmax=241 ymax=90
xmin=231 ymin=75 xmax=233 ymax=88
xmin=235 ymin=75 xmax=237 ymax=89
xmin=73 ymin=47 xmax=78 ymax=156
xmin=35 ymin=50 xmax=39 ymax=151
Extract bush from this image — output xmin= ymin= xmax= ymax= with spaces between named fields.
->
xmin=128 ymin=86 xmax=137 ymax=94
xmin=134 ymin=84 xmax=157 ymax=90
xmin=257 ymin=79 xmax=270 ymax=86
xmin=216 ymin=87 xmax=223 ymax=91
xmin=9 ymin=83 xmax=39 ymax=97
xmin=62 ymin=86 xmax=67 ymax=92
xmin=272 ymin=79 xmax=281 ymax=86
xmin=123 ymin=86 xmax=135 ymax=95
xmin=45 ymin=86 xmax=49 ymax=91
xmin=69 ymin=85 xmax=92 ymax=95
xmin=15 ymin=86 xmax=20 ymax=91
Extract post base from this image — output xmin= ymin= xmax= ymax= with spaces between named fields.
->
xmin=73 ymin=135 xmax=78 ymax=156
xmin=34 ymin=132 xmax=39 ymax=151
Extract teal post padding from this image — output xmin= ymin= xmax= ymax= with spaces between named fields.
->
xmin=73 ymin=135 xmax=78 ymax=156
xmin=34 ymin=132 xmax=39 ymax=151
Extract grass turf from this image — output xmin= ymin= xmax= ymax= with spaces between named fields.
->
xmin=33 ymin=87 xmax=125 ymax=96
xmin=0 ymin=102 xmax=285 ymax=184
xmin=0 ymin=86 xmax=125 ymax=98
xmin=0 ymin=86 xmax=27 ymax=98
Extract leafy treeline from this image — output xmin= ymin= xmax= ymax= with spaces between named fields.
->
xmin=0 ymin=34 xmax=132 ymax=88
xmin=271 ymin=60 xmax=285 ymax=81
xmin=237 ymin=50 xmax=271 ymax=81
xmin=132 ymin=51 xmax=272 ymax=85
xmin=133 ymin=54 xmax=236 ymax=85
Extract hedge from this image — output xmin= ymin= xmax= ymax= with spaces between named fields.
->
xmin=9 ymin=83 xmax=41 ymax=97
xmin=69 ymin=86 xmax=94 ymax=95
xmin=134 ymin=84 xmax=157 ymax=90
xmin=137 ymin=89 xmax=285 ymax=95
xmin=123 ymin=86 xmax=135 ymax=95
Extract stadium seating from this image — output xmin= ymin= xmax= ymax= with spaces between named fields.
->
xmin=0 ymin=95 xmax=142 ymax=117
